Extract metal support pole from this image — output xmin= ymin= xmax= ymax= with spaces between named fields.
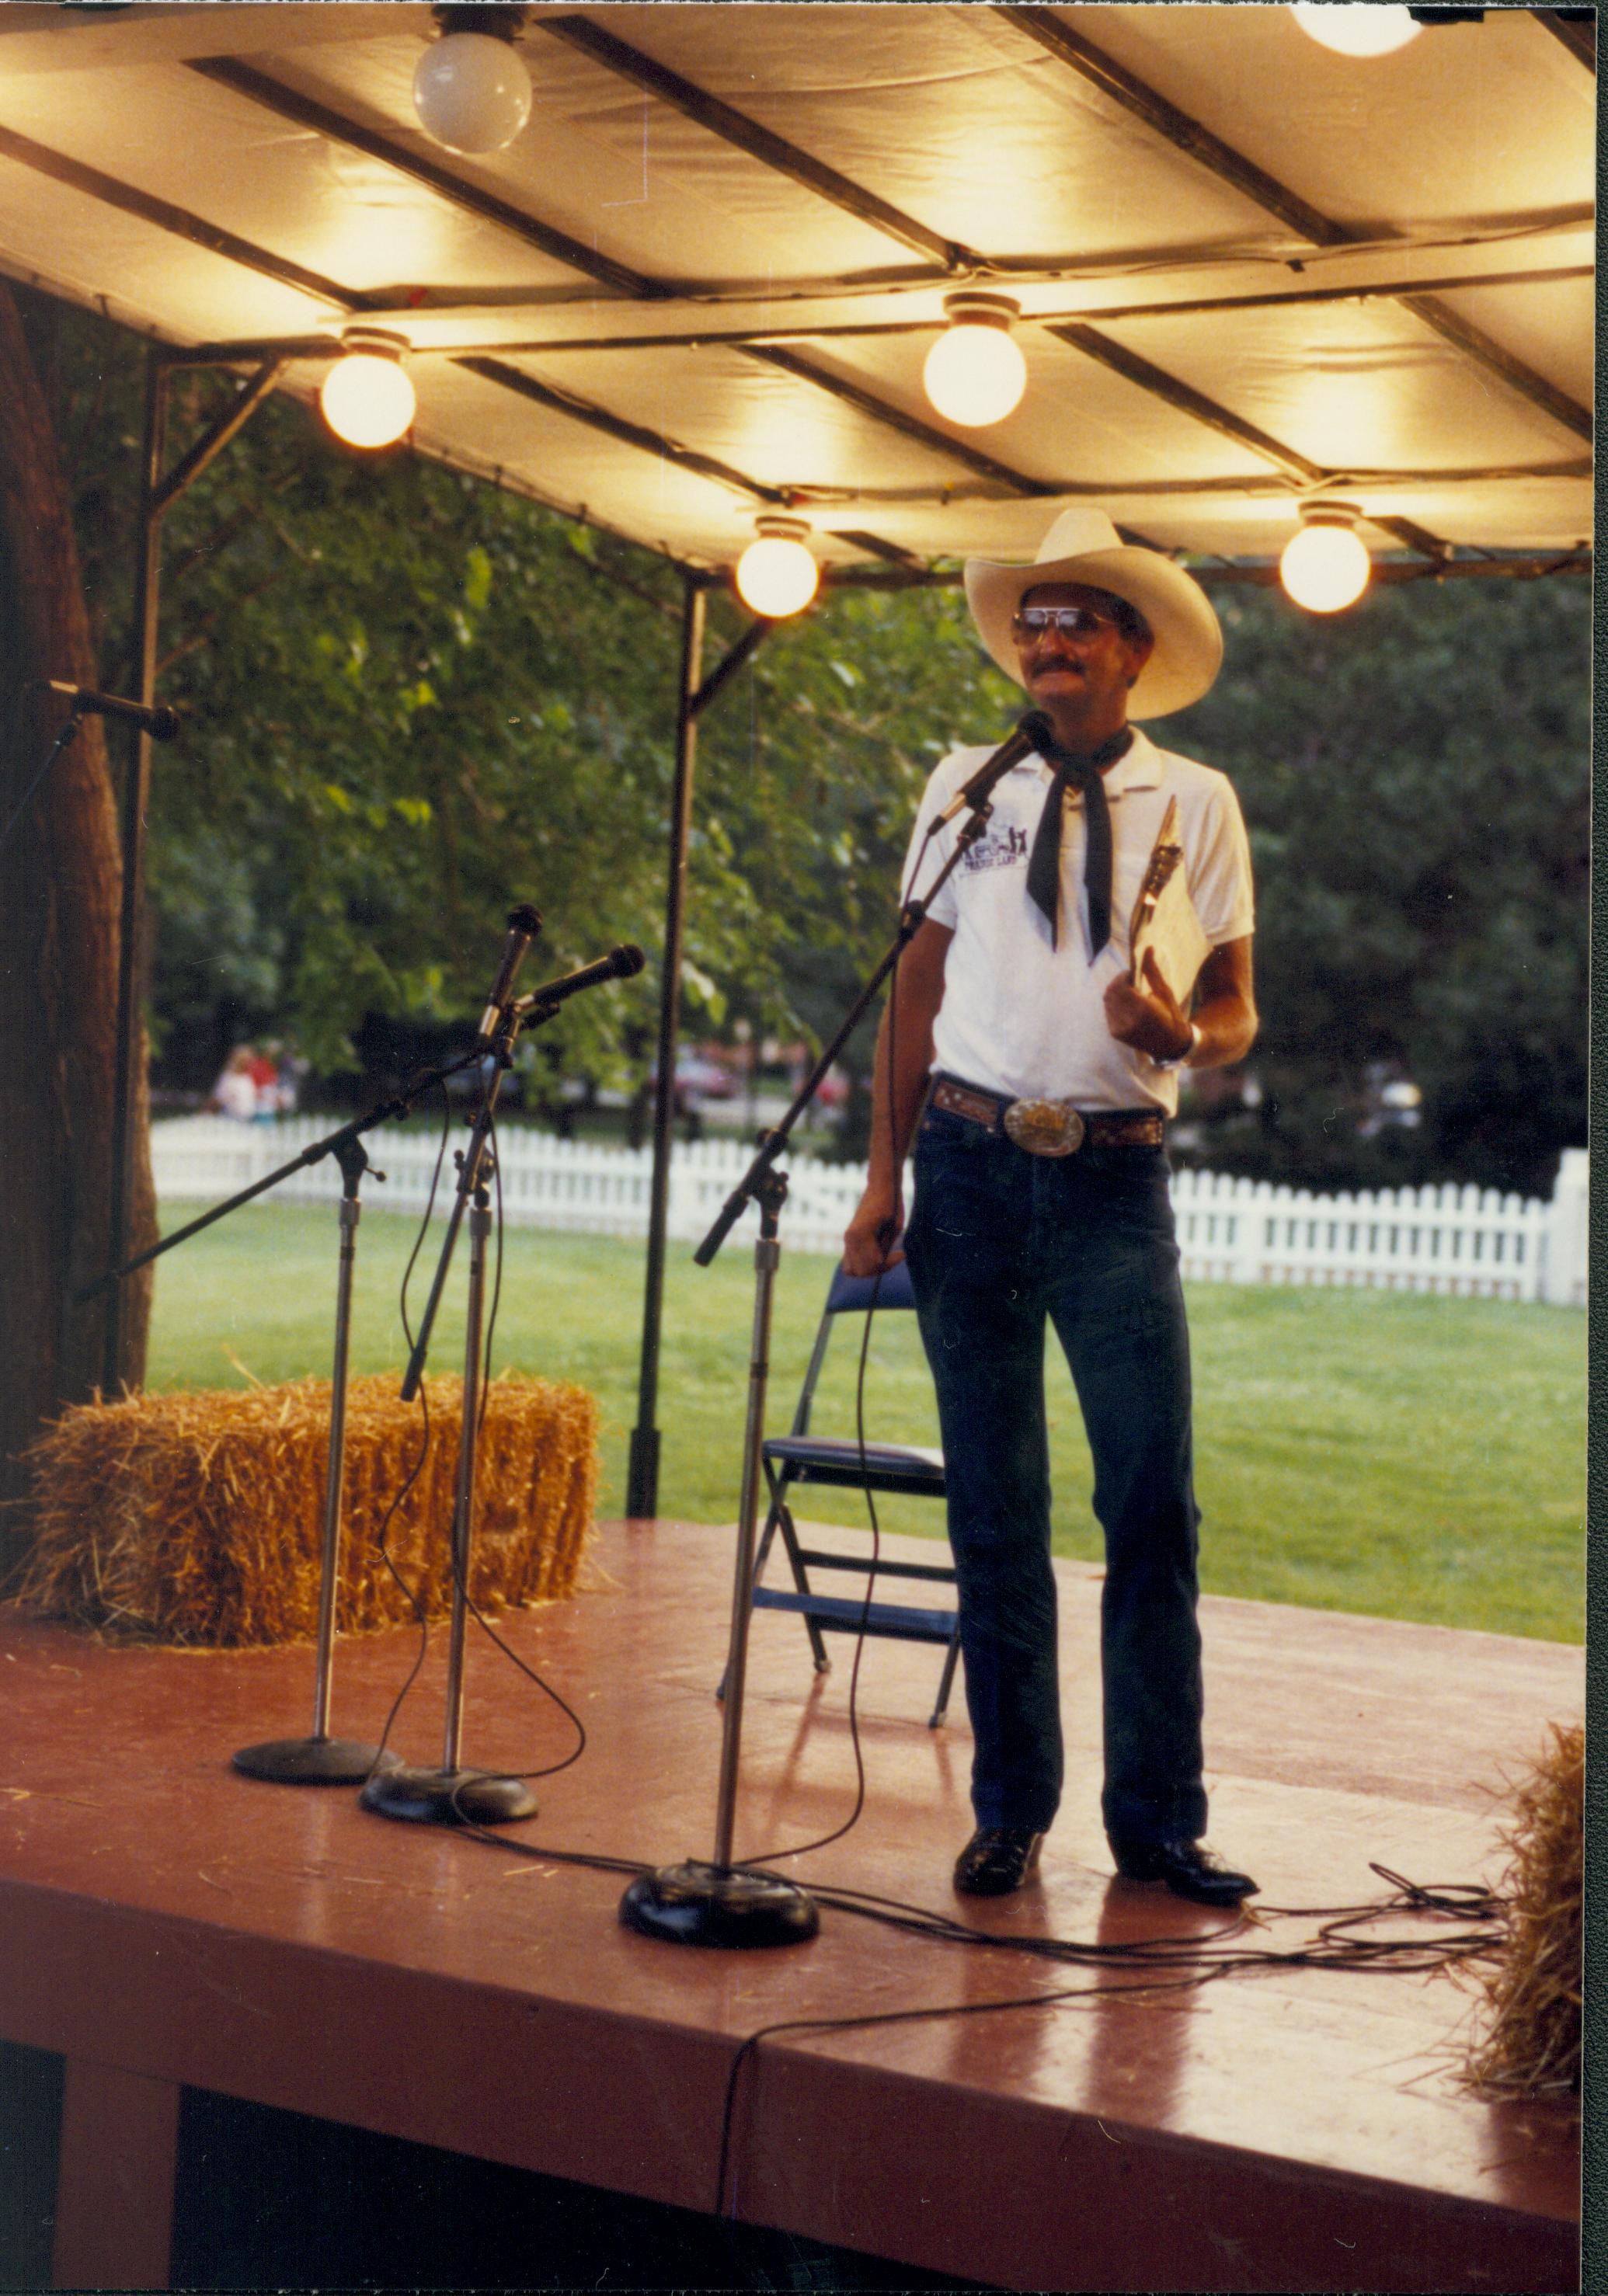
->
xmin=626 ymin=574 xmax=705 ymax=1518
xmin=103 ymin=353 xmax=169 ymax=1398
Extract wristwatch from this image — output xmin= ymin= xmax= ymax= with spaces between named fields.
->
xmin=1151 ymin=1021 xmax=1200 ymax=1071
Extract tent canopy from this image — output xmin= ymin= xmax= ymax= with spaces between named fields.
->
xmin=0 ymin=1 xmax=1592 ymax=583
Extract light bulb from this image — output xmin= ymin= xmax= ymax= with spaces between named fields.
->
xmin=922 ymin=295 xmax=1028 ymax=428
xmin=1290 ymin=5 xmax=1422 ymax=57
xmin=735 ymin=520 xmax=820 ymax=618
xmin=413 ymin=30 xmax=532 ymax=152
xmin=319 ymin=341 xmax=416 ymax=450
xmin=1279 ymin=510 xmax=1372 ymax=614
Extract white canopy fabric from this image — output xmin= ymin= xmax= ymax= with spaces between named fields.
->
xmin=0 ymin=2 xmax=1592 ymax=580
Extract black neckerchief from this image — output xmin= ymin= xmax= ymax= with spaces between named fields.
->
xmin=1020 ymin=712 xmax=1133 ymax=956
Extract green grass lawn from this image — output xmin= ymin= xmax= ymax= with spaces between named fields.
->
xmin=148 ymin=1202 xmax=1584 ymax=1644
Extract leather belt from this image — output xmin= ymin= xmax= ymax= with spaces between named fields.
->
xmin=929 ymin=1074 xmax=1164 ymax=1159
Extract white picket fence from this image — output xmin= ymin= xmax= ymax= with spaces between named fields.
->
xmin=150 ymin=1118 xmax=1587 ymax=1306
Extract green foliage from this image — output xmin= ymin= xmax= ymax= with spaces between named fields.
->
xmin=1167 ymin=579 xmax=1589 ymax=1193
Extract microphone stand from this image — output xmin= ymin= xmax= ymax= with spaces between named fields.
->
xmin=360 ymin=986 xmax=576 ymax=1828
xmin=85 ymin=1043 xmax=489 ymax=1786
xmin=620 ymin=788 xmax=1002 ymax=1946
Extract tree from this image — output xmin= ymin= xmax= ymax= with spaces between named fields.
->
xmin=0 ymin=286 xmax=155 ymax=1555
xmin=1169 ymin=578 xmax=1589 ymax=1195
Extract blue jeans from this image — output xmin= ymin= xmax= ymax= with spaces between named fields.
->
xmin=903 ymin=1103 xmax=1207 ymax=1847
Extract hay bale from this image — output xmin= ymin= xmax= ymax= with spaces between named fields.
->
xmin=16 ymin=1373 xmax=597 ymax=1648
xmin=1465 ymin=1721 xmax=1582 ymax=2095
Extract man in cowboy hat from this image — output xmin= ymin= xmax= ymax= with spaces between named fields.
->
xmin=844 ymin=509 xmax=1258 ymax=1906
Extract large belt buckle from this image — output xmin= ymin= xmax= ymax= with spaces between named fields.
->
xmin=1002 ymin=1097 xmax=1085 ymax=1158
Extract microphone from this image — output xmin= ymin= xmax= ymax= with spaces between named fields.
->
xmin=516 ymin=943 xmax=646 ymax=1016
xmin=934 ymin=719 xmax=1038 ymax=825
xmin=476 ymin=903 xmax=544 ymax=1042
xmin=34 ymin=679 xmax=180 ymax=741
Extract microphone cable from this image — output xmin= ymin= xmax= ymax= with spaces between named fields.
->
xmin=442 ymin=1075 xmax=589 ymax=1807
xmin=362 ymin=1077 xmax=460 ymax=1773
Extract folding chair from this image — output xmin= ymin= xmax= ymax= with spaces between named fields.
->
xmin=733 ymin=1258 xmax=962 ymax=1729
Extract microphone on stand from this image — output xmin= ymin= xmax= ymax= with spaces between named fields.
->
xmin=475 ymin=904 xmax=544 ymax=1042
xmin=934 ymin=719 xmax=1038 ymax=824
xmin=33 ymin=679 xmax=180 ymax=741
xmin=515 ymin=943 xmax=646 ymax=1017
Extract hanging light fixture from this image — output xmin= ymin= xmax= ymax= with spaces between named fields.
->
xmin=922 ymin=294 xmax=1028 ymax=429
xmin=413 ymin=7 xmax=533 ymax=153
xmin=319 ymin=329 xmax=417 ymax=451
xmin=1279 ymin=500 xmax=1373 ymax=614
xmin=1290 ymin=5 xmax=1422 ymax=57
xmin=734 ymin=517 xmax=820 ymax=618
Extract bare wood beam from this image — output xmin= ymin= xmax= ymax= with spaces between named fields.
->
xmin=1080 ymin=261 xmax=1594 ymax=329
xmin=742 ymin=345 xmax=1053 ymax=496
xmin=1369 ymin=512 xmax=1452 ymax=560
xmin=539 ymin=14 xmax=969 ymax=271
xmin=1002 ymin=5 xmax=1349 ymax=246
xmin=1049 ymin=325 xmax=1457 ymax=558
xmin=187 ymin=56 xmax=661 ymax=302
xmin=825 ymin=551 xmax=1591 ymax=593
xmin=827 ymin=528 xmax=928 ymax=568
xmin=1532 ymin=9 xmax=1596 ymax=68
xmin=1001 ymin=9 xmax=1595 ymax=447
xmin=1395 ymin=293 xmax=1592 ymax=443
xmin=1049 ymin=324 xmax=1324 ymax=488
xmin=0 ymin=121 xmax=357 ymax=310
xmin=453 ymin=354 xmax=786 ymax=504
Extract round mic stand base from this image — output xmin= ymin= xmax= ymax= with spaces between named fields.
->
xmin=358 ymin=1765 xmax=538 ymax=1826
xmin=619 ymin=1861 xmax=819 ymax=1949
xmin=234 ymin=1737 xmax=402 ymax=1787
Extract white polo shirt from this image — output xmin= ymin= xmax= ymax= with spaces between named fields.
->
xmin=903 ymin=729 xmax=1254 ymax=1112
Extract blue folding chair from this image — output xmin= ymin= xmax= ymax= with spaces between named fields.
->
xmin=736 ymin=1257 xmax=962 ymax=1729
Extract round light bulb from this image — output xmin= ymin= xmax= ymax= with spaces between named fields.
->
xmin=1290 ymin=5 xmax=1422 ymax=57
xmin=735 ymin=526 xmax=820 ymax=618
xmin=923 ymin=320 xmax=1028 ymax=429
xmin=412 ymin=31 xmax=533 ymax=152
xmin=1279 ymin=518 xmax=1372 ymax=613
xmin=319 ymin=350 xmax=417 ymax=450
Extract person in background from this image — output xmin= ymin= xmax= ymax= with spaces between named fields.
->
xmin=210 ymin=1045 xmax=258 ymax=1122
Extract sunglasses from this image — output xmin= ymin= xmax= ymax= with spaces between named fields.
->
xmin=1011 ymin=605 xmax=1125 ymax=642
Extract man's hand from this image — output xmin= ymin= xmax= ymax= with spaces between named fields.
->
xmin=844 ymin=1182 xmax=905 ymax=1276
xmin=1104 ymin=947 xmax=1193 ymax=1063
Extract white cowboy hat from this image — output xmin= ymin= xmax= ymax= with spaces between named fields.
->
xmin=964 ymin=508 xmax=1223 ymax=718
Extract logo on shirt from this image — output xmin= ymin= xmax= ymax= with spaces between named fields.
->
xmin=961 ymin=824 xmax=1028 ymax=874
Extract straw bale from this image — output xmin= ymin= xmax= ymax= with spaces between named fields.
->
xmin=16 ymin=1373 xmax=597 ymax=1647
xmin=1464 ymin=1721 xmax=1582 ymax=2096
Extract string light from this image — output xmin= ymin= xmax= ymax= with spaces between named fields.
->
xmin=1290 ymin=5 xmax=1422 ymax=57
xmin=1279 ymin=500 xmax=1372 ymax=613
xmin=734 ymin=517 xmax=820 ymax=618
xmin=319 ymin=330 xmax=416 ymax=451
xmin=413 ymin=20 xmax=533 ymax=152
xmin=922 ymin=294 xmax=1028 ymax=429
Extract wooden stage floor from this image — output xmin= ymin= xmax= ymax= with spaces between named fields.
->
xmin=1 ymin=1518 xmax=1582 ymax=2293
